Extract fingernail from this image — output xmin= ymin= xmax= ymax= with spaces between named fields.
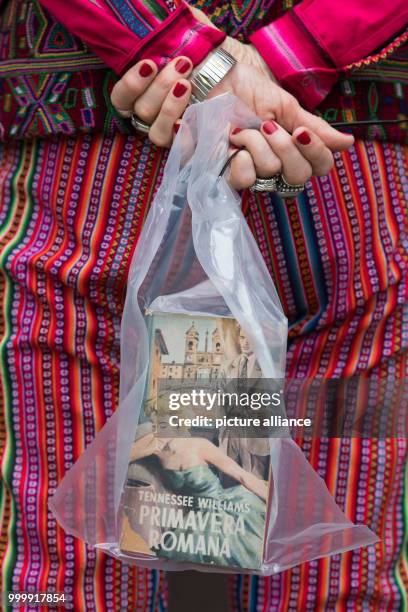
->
xmin=174 ymin=123 xmax=180 ymax=134
xmin=231 ymin=128 xmax=242 ymax=135
xmin=262 ymin=121 xmax=278 ymax=135
xmin=296 ymin=130 xmax=311 ymax=145
xmin=139 ymin=62 xmax=154 ymax=77
xmin=173 ymin=83 xmax=188 ymax=98
xmin=175 ymin=58 xmax=191 ymax=74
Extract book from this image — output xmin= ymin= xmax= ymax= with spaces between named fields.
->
xmin=119 ymin=311 xmax=272 ymax=570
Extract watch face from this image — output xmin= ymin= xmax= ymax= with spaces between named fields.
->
xmin=191 ymin=49 xmax=236 ymax=104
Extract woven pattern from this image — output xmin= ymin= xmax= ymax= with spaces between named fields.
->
xmin=0 ymin=0 xmax=127 ymax=139
xmin=0 ymin=133 xmax=169 ymax=609
xmin=233 ymin=143 xmax=408 ymax=607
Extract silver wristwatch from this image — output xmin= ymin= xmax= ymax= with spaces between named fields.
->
xmin=190 ymin=47 xmax=237 ymax=104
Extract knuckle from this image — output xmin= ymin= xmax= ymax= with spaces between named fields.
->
xmin=236 ymin=149 xmax=252 ymax=165
xmin=326 ymin=156 xmax=335 ymax=172
xmin=231 ymin=175 xmax=252 ymax=190
xmin=259 ymin=105 xmax=275 ymax=121
xmin=309 ymin=140 xmax=326 ymax=158
xmin=157 ymin=71 xmax=178 ymax=91
xmin=297 ymin=169 xmax=312 ymax=184
xmin=276 ymin=138 xmax=293 ymax=156
xmin=121 ymin=72 xmax=138 ymax=93
xmin=285 ymin=165 xmax=311 ymax=185
xmin=287 ymin=93 xmax=298 ymax=109
xmin=257 ymin=160 xmax=281 ymax=178
xmin=110 ymin=85 xmax=129 ymax=109
xmin=315 ymin=155 xmax=334 ymax=177
xmin=160 ymin=103 xmax=177 ymax=121
xmin=269 ymin=158 xmax=282 ymax=176
xmin=240 ymin=168 xmax=257 ymax=188
xmin=133 ymin=101 xmax=154 ymax=123
xmin=231 ymin=154 xmax=256 ymax=188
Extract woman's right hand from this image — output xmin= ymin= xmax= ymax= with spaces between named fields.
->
xmin=111 ymin=56 xmax=194 ymax=147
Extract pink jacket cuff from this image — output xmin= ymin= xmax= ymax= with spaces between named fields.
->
xmin=38 ymin=0 xmax=226 ymax=76
xmin=249 ymin=0 xmax=408 ymax=110
xmin=249 ymin=11 xmax=337 ymax=110
xmin=119 ymin=3 xmax=226 ymax=74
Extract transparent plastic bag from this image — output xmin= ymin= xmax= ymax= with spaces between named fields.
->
xmin=49 ymin=93 xmax=378 ymax=574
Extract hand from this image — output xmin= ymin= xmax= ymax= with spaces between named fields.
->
xmin=111 ymin=56 xmax=193 ymax=147
xmin=212 ymin=44 xmax=353 ymax=155
xmin=227 ymin=122 xmax=334 ymax=189
xmin=190 ymin=8 xmax=354 ymax=152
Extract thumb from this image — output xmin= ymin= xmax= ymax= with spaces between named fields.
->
xmin=297 ymin=107 xmax=354 ymax=152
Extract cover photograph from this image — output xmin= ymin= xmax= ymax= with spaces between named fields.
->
xmin=119 ymin=311 xmax=272 ymax=570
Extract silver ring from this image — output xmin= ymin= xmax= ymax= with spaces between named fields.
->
xmin=130 ymin=113 xmax=150 ymax=135
xmin=275 ymin=174 xmax=305 ymax=198
xmin=249 ymin=176 xmax=279 ymax=193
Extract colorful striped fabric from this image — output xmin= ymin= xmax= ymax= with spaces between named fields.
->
xmin=0 ymin=134 xmax=169 ymax=609
xmin=0 ymin=132 xmax=407 ymax=609
xmin=233 ymin=141 xmax=408 ymax=608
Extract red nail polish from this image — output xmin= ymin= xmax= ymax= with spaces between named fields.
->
xmin=231 ymin=128 xmax=242 ymax=135
xmin=139 ymin=62 xmax=153 ymax=77
xmin=262 ymin=121 xmax=278 ymax=135
xmin=175 ymin=59 xmax=191 ymax=74
xmin=297 ymin=130 xmax=311 ymax=145
xmin=173 ymin=83 xmax=188 ymax=98
xmin=174 ymin=123 xmax=180 ymax=134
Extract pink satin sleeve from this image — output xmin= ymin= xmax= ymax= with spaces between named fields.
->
xmin=38 ymin=0 xmax=226 ymax=75
xmin=249 ymin=0 xmax=408 ymax=109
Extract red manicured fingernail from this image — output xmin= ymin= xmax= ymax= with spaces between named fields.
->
xmin=174 ymin=123 xmax=180 ymax=134
xmin=173 ymin=83 xmax=188 ymax=98
xmin=175 ymin=58 xmax=191 ymax=74
xmin=231 ymin=128 xmax=242 ymax=135
xmin=297 ymin=130 xmax=311 ymax=145
xmin=262 ymin=121 xmax=278 ymax=135
xmin=139 ymin=62 xmax=153 ymax=77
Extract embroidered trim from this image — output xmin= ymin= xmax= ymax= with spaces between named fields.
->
xmin=345 ymin=29 xmax=408 ymax=71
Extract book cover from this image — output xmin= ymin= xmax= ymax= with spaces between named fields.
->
xmin=119 ymin=311 xmax=271 ymax=570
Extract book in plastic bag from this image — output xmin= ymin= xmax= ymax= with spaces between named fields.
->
xmin=120 ymin=310 xmax=274 ymax=570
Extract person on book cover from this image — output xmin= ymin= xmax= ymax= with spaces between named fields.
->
xmin=218 ymin=325 xmax=270 ymax=482
xmin=219 ymin=325 xmax=263 ymax=380
xmin=124 ymin=421 xmax=268 ymax=569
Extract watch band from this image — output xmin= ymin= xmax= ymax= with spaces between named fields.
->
xmin=190 ymin=47 xmax=237 ymax=104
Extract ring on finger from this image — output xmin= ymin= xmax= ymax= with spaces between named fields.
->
xmin=130 ymin=113 xmax=150 ymax=135
xmin=249 ymin=176 xmax=280 ymax=193
xmin=276 ymin=174 xmax=305 ymax=198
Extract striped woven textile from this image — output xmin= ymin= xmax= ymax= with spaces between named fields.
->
xmin=0 ymin=134 xmax=169 ymax=610
xmin=0 ymin=132 xmax=407 ymax=609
